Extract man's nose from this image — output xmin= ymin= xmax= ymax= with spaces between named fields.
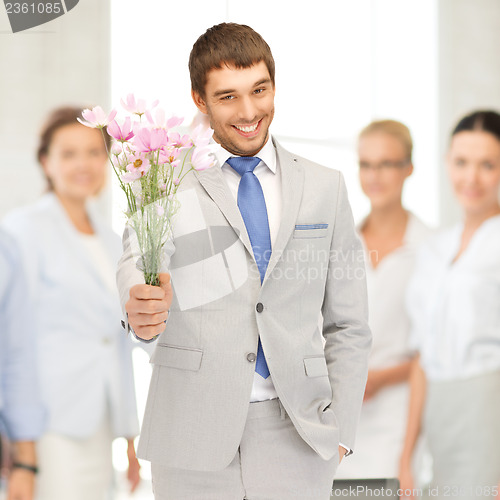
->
xmin=236 ymin=96 xmax=257 ymax=122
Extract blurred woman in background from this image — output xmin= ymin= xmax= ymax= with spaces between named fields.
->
xmin=399 ymin=110 xmax=500 ymax=498
xmin=336 ymin=120 xmax=431 ymax=480
xmin=0 ymin=229 xmax=45 ymax=500
xmin=1 ymin=107 xmax=141 ymax=500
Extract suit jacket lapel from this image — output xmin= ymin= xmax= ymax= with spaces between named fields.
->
xmin=194 ymin=164 xmax=254 ymax=257
xmin=263 ymin=139 xmax=304 ymax=283
xmin=194 ymin=139 xmax=304 ymax=279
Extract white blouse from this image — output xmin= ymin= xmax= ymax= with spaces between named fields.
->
xmin=362 ymin=213 xmax=432 ymax=371
xmin=79 ymin=233 xmax=117 ymax=294
xmin=336 ymin=213 xmax=431 ymax=479
xmin=407 ymin=214 xmax=500 ymax=381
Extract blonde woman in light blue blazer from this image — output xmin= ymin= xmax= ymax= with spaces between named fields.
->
xmin=2 ymin=107 xmax=140 ymax=500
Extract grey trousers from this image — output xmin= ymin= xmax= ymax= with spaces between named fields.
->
xmin=151 ymin=398 xmax=338 ymax=500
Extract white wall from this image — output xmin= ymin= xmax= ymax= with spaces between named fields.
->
xmin=437 ymin=0 xmax=500 ymax=225
xmin=1 ymin=0 xmax=500 ymax=227
xmin=110 ymin=0 xmax=439 ymax=228
xmin=0 ymin=0 xmax=111 ymax=218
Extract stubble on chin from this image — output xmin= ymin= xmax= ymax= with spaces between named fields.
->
xmin=214 ymin=129 xmax=270 ymax=157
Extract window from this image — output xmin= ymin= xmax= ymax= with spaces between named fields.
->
xmin=111 ymin=0 xmax=438 ymax=229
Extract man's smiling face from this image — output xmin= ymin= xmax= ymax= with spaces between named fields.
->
xmin=192 ymin=60 xmax=275 ymax=157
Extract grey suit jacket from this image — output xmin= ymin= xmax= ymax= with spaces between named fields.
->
xmin=116 ymin=138 xmax=371 ymax=471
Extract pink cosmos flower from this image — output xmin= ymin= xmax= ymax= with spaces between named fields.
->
xmin=191 ymin=145 xmax=218 ymax=171
xmin=191 ymin=124 xmax=215 ymax=148
xmin=120 ymin=93 xmax=159 ymax=116
xmin=146 ymin=108 xmax=184 ymax=130
xmin=122 ymin=171 xmax=140 ymax=184
xmin=159 ymin=156 xmax=181 ymax=169
xmin=167 ymin=115 xmax=184 ymax=129
xmin=110 ymin=142 xmax=123 ymax=156
xmin=78 ymin=106 xmax=117 ymax=129
xmin=107 ymin=117 xmax=134 ymax=142
xmin=121 ymin=153 xmax=151 ymax=183
xmin=156 ymin=204 xmax=165 ymax=216
xmin=158 ymin=146 xmax=180 ymax=165
xmin=168 ymin=132 xmax=193 ymax=149
xmin=134 ymin=127 xmax=168 ymax=152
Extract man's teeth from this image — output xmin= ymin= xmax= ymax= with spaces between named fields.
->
xmin=235 ymin=122 xmax=258 ymax=133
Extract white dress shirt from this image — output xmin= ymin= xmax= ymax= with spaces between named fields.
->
xmin=407 ymin=214 xmax=500 ymax=381
xmin=215 ymin=137 xmax=281 ymax=402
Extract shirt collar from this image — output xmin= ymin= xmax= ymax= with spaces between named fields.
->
xmin=214 ymin=135 xmax=277 ymax=174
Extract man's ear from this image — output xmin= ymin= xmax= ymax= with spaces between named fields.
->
xmin=191 ymin=90 xmax=208 ymax=114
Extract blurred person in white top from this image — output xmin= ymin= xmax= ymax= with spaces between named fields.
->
xmin=336 ymin=120 xmax=431 ymax=480
xmin=400 ymin=110 xmax=500 ymax=499
xmin=1 ymin=107 xmax=141 ymax=500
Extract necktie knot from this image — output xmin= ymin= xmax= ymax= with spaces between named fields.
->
xmin=226 ymin=156 xmax=261 ymax=176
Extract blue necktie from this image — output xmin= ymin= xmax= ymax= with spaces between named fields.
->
xmin=226 ymin=156 xmax=271 ymax=379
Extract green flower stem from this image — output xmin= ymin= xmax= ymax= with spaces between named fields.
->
xmin=96 ymin=126 xmax=186 ymax=291
xmin=144 ymin=272 xmax=160 ymax=287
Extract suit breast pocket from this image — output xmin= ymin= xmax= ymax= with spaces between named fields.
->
xmin=293 ymin=223 xmax=328 ymax=239
xmin=150 ymin=344 xmax=203 ymax=371
xmin=303 ymin=355 xmax=329 ymax=377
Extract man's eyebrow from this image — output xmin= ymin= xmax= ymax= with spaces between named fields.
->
xmin=253 ymin=78 xmax=272 ymax=87
xmin=213 ymin=88 xmax=236 ymax=97
xmin=212 ymin=78 xmax=272 ymax=98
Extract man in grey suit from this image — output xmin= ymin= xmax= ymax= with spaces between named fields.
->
xmin=118 ymin=23 xmax=371 ymax=500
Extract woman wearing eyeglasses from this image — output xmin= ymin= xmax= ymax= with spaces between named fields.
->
xmin=399 ymin=110 xmax=500 ymax=499
xmin=336 ymin=120 xmax=431 ymax=481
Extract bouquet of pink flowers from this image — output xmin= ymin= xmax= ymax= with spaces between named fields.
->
xmin=79 ymin=94 xmax=219 ymax=286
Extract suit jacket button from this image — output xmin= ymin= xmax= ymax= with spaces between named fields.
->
xmin=247 ymin=352 xmax=257 ymax=363
xmin=256 ymin=302 xmax=264 ymax=313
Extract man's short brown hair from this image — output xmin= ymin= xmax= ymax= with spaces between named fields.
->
xmin=189 ymin=23 xmax=275 ymax=98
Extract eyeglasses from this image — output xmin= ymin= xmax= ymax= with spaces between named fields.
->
xmin=359 ymin=160 xmax=410 ymax=171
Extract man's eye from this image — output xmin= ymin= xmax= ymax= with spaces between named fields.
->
xmin=254 ymin=88 xmax=264 ymax=94
xmin=221 ymin=95 xmax=234 ymax=101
